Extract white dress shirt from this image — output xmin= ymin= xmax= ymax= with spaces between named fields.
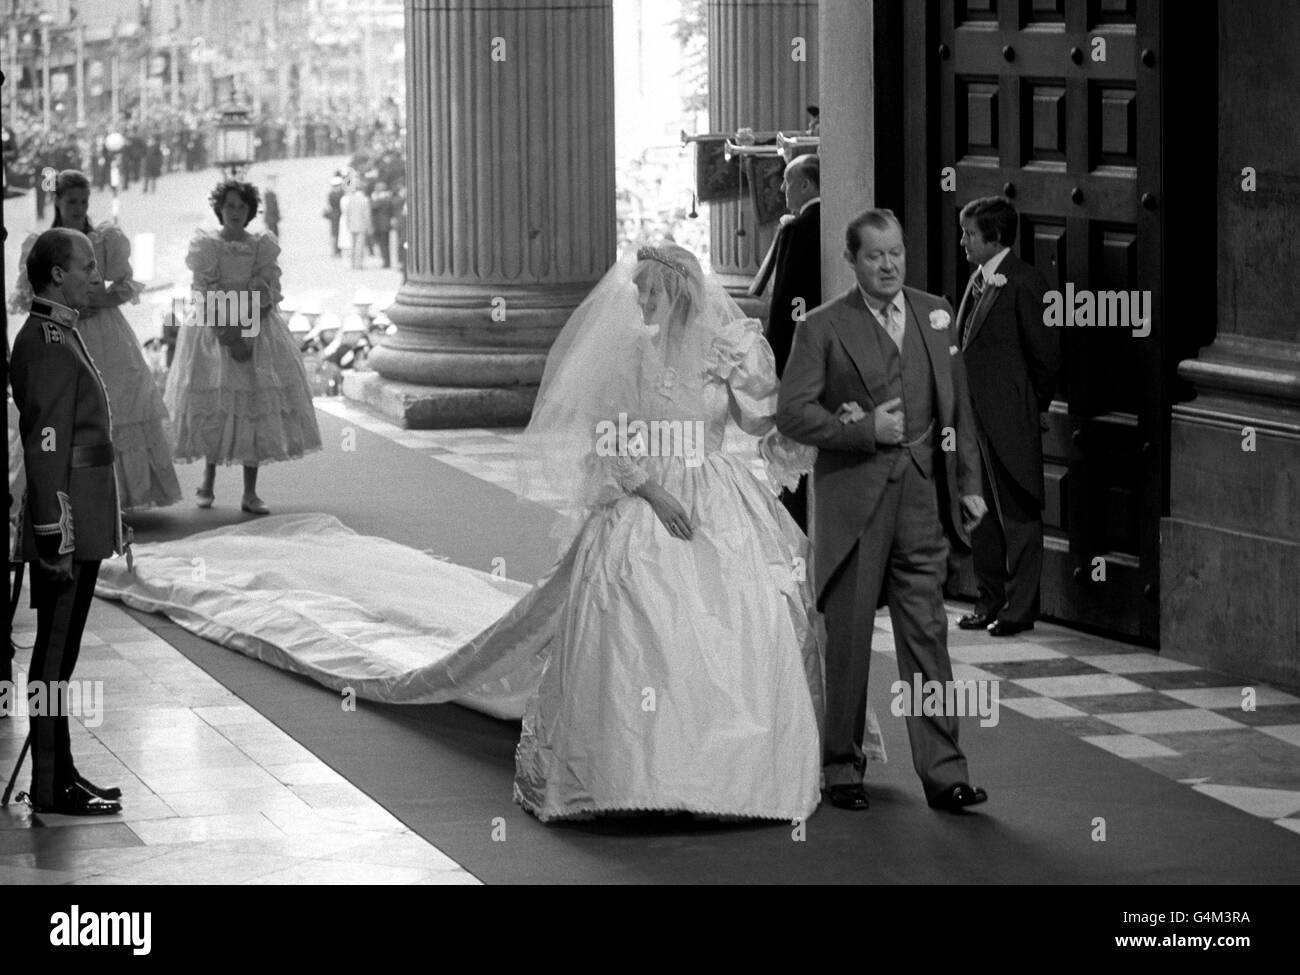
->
xmin=980 ymin=246 xmax=1011 ymax=282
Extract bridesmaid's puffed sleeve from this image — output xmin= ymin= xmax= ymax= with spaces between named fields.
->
xmin=7 ymin=234 xmax=38 ymax=315
xmin=97 ymin=224 xmax=144 ymax=305
xmin=186 ymin=230 xmax=221 ymax=291
xmin=251 ymin=232 xmax=283 ymax=307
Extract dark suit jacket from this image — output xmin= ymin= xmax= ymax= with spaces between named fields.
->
xmin=765 ymin=201 xmax=821 ymax=377
xmin=777 ymin=286 xmax=982 ymax=601
xmin=263 ymin=189 xmax=280 ymax=228
xmin=959 ymin=250 xmax=1060 ymax=506
xmin=11 ymin=303 xmax=123 ymax=561
xmin=370 ymin=191 xmax=395 ymax=233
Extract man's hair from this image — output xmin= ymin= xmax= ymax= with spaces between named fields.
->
xmin=959 ymin=196 xmax=1018 ymax=247
xmin=27 ymin=228 xmax=84 ymax=295
xmin=845 ymin=208 xmax=904 ymax=256
xmin=786 ymin=153 xmax=820 ymax=189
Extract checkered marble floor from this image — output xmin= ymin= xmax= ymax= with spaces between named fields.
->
xmin=876 ymin=614 xmax=1300 ymax=836
xmin=318 ymin=395 xmax=1300 ymax=839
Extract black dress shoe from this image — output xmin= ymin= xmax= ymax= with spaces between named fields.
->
xmin=957 ymin=611 xmax=997 ymax=630
xmin=827 ymin=783 xmax=870 ymax=810
xmin=987 ymin=619 xmax=1034 ymax=637
xmin=75 ymin=774 xmax=123 ymax=801
xmin=928 ymin=783 xmax=989 ymax=812
xmin=33 ymin=781 xmax=122 ymax=816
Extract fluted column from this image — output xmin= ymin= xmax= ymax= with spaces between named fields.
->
xmin=356 ymin=0 xmax=616 ymax=427
xmin=707 ymin=0 xmax=818 ymax=314
xmin=817 ymin=0 xmax=873 ymax=298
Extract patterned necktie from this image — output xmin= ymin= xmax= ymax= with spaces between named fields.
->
xmin=885 ymin=301 xmax=904 ymax=353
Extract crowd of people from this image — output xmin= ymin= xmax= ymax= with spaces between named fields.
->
xmin=323 ymin=167 xmax=408 ymax=274
xmin=2 ymin=100 xmax=405 ymax=217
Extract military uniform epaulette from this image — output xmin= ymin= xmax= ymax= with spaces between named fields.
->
xmin=31 ymin=300 xmax=79 ymax=346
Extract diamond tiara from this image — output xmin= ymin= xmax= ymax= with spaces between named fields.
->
xmin=636 ymin=246 xmax=689 ymax=279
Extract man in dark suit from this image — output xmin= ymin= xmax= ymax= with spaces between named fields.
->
xmin=370 ymin=182 xmax=395 ymax=268
xmin=325 ymin=176 xmax=345 ymax=257
xmin=10 ymin=228 xmax=128 ymax=815
xmin=955 ymin=197 xmax=1061 ymax=637
xmin=753 ymin=153 xmax=821 ymax=529
xmin=262 ymin=173 xmax=281 ymax=238
xmin=777 ymin=209 xmax=989 ymax=812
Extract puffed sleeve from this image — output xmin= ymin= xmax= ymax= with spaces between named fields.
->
xmin=7 ymin=234 xmax=38 ymax=315
xmin=186 ymin=230 xmax=221 ymax=291
xmin=98 ymin=223 xmax=144 ymax=305
xmin=251 ymin=232 xmax=283 ymax=307
xmin=707 ymin=317 xmax=817 ymax=492
xmin=707 ymin=317 xmax=779 ymax=437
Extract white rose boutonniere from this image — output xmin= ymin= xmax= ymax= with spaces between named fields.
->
xmin=990 ymin=272 xmax=1008 ymax=288
xmin=929 ymin=309 xmax=951 ymax=331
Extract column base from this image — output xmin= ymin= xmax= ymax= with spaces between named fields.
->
xmin=1162 ymin=334 xmax=1300 ymax=689
xmin=1160 ymin=517 xmax=1299 ymax=690
xmin=343 ymin=370 xmax=536 ymax=429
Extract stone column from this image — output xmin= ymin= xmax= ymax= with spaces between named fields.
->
xmin=1162 ymin=0 xmax=1300 ymax=687
xmin=352 ymin=0 xmax=616 ymax=428
xmin=817 ymin=0 xmax=873 ymax=298
xmin=707 ymin=0 xmax=818 ymax=316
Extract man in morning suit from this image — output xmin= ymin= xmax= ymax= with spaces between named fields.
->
xmin=777 ymin=209 xmax=989 ymax=812
xmin=954 ymin=197 xmax=1061 ymax=637
xmin=11 ymin=228 xmax=128 ymax=815
xmin=752 ymin=153 xmax=821 ymax=530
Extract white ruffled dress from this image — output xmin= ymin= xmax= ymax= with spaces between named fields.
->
xmin=164 ymin=230 xmax=322 ymax=466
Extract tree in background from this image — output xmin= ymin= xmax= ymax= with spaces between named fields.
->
xmin=672 ymin=0 xmax=708 ymax=120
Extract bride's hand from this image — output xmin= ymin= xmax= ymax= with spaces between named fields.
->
xmin=642 ymin=484 xmax=694 ymax=540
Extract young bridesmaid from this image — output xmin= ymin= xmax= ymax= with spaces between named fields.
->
xmin=164 ymin=178 xmax=322 ymax=513
xmin=10 ymin=170 xmax=182 ymax=510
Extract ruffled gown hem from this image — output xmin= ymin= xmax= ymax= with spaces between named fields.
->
xmin=171 ymin=443 xmax=324 ymax=467
xmin=513 ymin=788 xmax=818 ymax=824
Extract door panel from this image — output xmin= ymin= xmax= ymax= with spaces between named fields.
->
xmin=934 ymin=0 xmax=1162 ymax=640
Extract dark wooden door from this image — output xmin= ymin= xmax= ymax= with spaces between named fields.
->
xmin=932 ymin=0 xmax=1164 ymax=641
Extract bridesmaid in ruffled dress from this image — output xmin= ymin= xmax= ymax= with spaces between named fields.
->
xmin=164 ymin=178 xmax=322 ymax=513
xmin=10 ymin=170 xmax=182 ymax=510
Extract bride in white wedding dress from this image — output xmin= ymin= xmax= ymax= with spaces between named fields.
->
xmin=97 ymin=243 xmax=884 ymax=823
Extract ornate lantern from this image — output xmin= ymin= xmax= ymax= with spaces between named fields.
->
xmin=214 ymin=104 xmax=255 ymax=178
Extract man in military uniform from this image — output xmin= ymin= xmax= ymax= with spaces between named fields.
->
xmin=10 ymin=228 xmax=129 ymax=816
